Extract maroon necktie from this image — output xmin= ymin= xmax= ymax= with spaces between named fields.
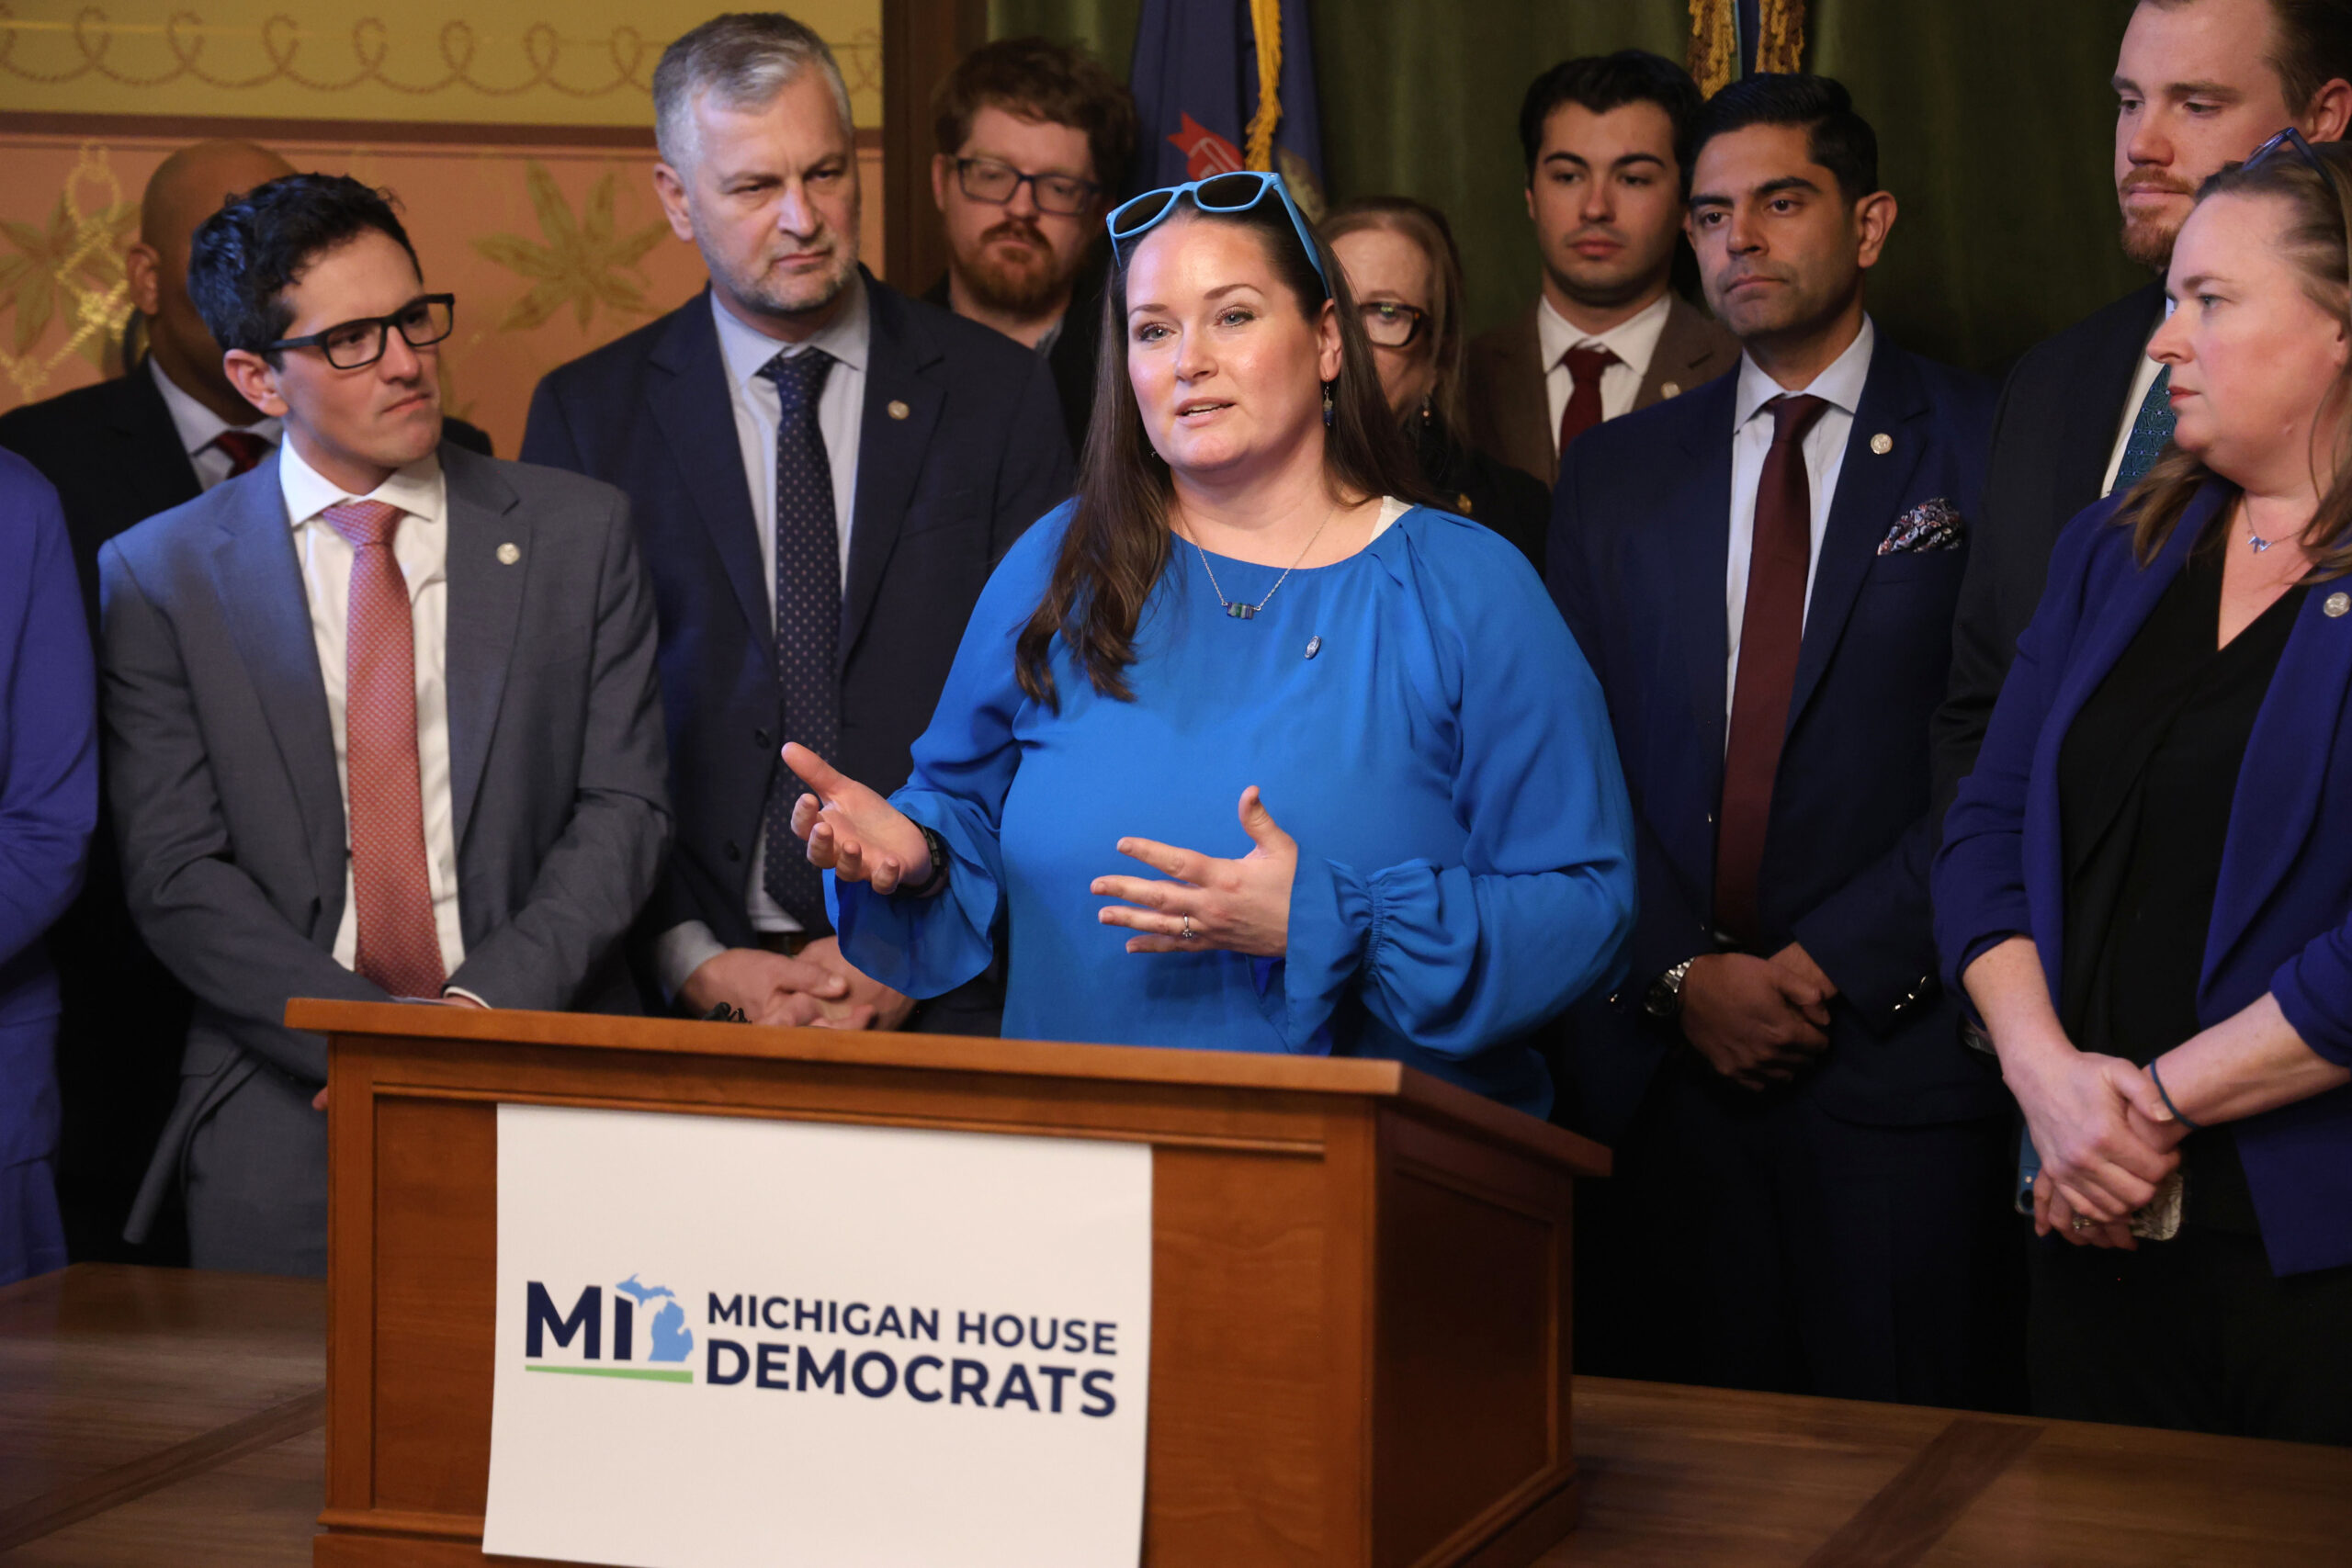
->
xmin=1714 ymin=393 xmax=1831 ymax=948
xmin=1556 ymin=344 xmax=1621 ymax=456
xmin=320 ymin=500 xmax=446 ymax=999
xmin=209 ymin=429 xmax=273 ymax=477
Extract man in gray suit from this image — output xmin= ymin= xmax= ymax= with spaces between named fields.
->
xmin=99 ymin=174 xmax=670 ymax=1275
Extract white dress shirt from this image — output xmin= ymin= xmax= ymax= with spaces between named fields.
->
xmin=657 ymin=283 xmax=874 ymax=994
xmin=1539 ymin=289 xmax=1673 ymax=454
xmin=279 ymin=436 xmax=469 ymax=991
xmin=1723 ymin=315 xmax=1878 ymax=734
xmin=152 ymin=356 xmax=281 ymax=491
xmin=2098 ymin=300 xmax=2174 ymax=499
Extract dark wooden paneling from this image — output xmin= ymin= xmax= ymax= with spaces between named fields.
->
xmin=879 ymin=0 xmax=987 ymax=287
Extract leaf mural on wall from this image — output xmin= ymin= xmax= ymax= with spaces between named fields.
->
xmin=0 ymin=189 xmax=137 ymax=359
xmin=471 ymin=163 xmax=670 ymax=333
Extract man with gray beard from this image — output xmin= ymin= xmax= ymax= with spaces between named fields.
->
xmin=524 ymin=12 xmax=1072 ymax=1036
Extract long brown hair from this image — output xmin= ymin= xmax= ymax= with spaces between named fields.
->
xmin=1015 ymin=193 xmax=1430 ymax=707
xmin=2124 ymin=140 xmax=2352 ymax=576
xmin=1320 ymin=196 xmax=1469 ymax=436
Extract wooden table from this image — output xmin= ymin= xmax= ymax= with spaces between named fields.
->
xmin=4 ymin=1265 xmax=2347 ymax=1566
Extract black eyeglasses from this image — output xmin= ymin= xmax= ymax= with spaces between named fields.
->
xmin=953 ymin=157 xmax=1101 ymax=217
xmin=2245 ymin=126 xmax=2323 ymax=172
xmin=1356 ymin=301 xmax=1428 ymax=349
xmin=265 ymin=294 xmax=456 ymax=370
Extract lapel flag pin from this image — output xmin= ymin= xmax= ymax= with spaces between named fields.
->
xmin=497 ymin=542 xmax=521 ymax=565
xmin=1871 ymin=433 xmax=1894 ymax=456
xmin=888 ymin=400 xmax=910 ymax=421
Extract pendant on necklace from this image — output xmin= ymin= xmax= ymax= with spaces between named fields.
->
xmin=2249 ymin=533 xmax=2275 ymax=554
xmin=1227 ymin=603 xmax=1258 ymax=619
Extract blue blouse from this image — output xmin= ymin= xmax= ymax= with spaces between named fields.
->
xmin=831 ymin=501 xmax=1635 ymax=1115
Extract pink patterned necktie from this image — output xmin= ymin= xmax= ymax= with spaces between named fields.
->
xmin=320 ymin=499 xmax=446 ymax=998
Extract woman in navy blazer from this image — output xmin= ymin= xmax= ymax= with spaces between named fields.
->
xmin=0 ymin=450 xmax=96 ymax=1287
xmin=1936 ymin=140 xmax=2352 ymax=1442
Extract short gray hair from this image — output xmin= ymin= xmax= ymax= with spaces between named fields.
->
xmin=653 ymin=13 xmax=854 ymax=170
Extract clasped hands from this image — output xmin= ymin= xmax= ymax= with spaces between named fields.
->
xmin=783 ymin=743 xmax=1296 ymax=960
xmin=1679 ymin=944 xmax=1839 ymax=1090
xmin=2009 ymin=1043 xmax=2189 ymax=1252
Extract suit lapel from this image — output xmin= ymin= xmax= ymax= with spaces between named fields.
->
xmin=648 ymin=294 xmax=773 ymax=673
xmin=2207 ymin=550 xmax=2352 ymax=994
xmin=1501 ymin=304 xmax=1555 ymax=484
xmin=2054 ymin=282 xmax=2165 ymax=516
xmin=441 ymin=447 xmax=526 ymax=850
xmin=1669 ymin=378 xmax=1738 ymax=780
xmin=1786 ymin=344 xmax=1930 ymax=729
xmin=207 ymin=456 xmax=345 ymax=907
xmin=1636 ymin=295 xmax=1727 ymax=405
xmin=842 ymin=280 xmax=944 ymax=660
xmin=113 ymin=362 xmax=206 ymax=518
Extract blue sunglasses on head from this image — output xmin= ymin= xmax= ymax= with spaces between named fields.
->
xmin=1106 ymin=171 xmax=1330 ymax=295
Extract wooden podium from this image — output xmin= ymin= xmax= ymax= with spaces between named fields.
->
xmin=294 ymin=999 xmax=1609 ymax=1568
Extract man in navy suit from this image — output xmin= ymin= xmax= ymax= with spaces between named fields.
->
xmin=1548 ymin=76 xmax=2014 ymax=1405
xmin=523 ymin=14 xmax=1073 ymax=1034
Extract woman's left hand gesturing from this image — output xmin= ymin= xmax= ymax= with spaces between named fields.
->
xmin=1093 ymin=786 xmax=1296 ymax=957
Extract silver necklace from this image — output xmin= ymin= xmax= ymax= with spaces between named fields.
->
xmin=1182 ymin=504 xmax=1339 ymax=620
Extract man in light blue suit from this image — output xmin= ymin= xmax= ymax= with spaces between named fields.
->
xmin=99 ymin=174 xmax=670 ymax=1276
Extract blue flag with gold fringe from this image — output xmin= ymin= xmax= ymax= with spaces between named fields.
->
xmin=1127 ymin=0 xmax=1327 ymax=218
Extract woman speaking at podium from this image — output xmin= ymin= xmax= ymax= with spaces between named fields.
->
xmin=783 ymin=173 xmax=1634 ymax=1116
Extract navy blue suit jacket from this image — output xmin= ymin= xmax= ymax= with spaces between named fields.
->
xmin=521 ymin=274 xmax=1075 ymax=951
xmin=1936 ymin=481 xmax=2352 ymax=1276
xmin=1549 ymin=338 xmax=2007 ymax=1141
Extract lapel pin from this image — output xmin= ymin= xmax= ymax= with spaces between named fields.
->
xmin=2327 ymin=592 xmax=2349 ymax=618
xmin=1305 ymin=636 xmax=1322 ymax=660
xmin=887 ymin=400 xmax=910 ymax=421
xmin=1871 ymin=433 xmax=1894 ymax=456
xmin=1660 ymin=381 xmax=1681 ymax=399
xmin=496 ymin=542 xmax=521 ymax=565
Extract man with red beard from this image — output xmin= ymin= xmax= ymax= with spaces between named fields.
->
xmin=1932 ymin=0 xmax=2352 ymax=807
xmin=923 ymin=37 xmax=1136 ymax=456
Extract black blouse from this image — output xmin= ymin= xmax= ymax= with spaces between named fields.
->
xmin=2057 ymin=536 xmax=2308 ymax=1235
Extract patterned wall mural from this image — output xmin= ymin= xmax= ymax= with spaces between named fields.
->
xmin=0 ymin=0 xmax=886 ymax=455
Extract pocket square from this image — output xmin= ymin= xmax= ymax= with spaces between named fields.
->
xmin=1879 ymin=498 xmax=1965 ymax=555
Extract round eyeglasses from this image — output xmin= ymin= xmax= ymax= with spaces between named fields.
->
xmin=263 ymin=294 xmax=456 ymax=370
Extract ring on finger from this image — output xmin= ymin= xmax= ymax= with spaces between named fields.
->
xmin=2070 ymin=1217 xmax=2092 ymax=1233
xmin=1180 ymin=914 xmax=1196 ymax=941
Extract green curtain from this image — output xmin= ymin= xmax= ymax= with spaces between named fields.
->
xmin=989 ymin=0 xmax=2149 ymax=374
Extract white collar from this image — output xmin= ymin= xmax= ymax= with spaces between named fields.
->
xmin=150 ymin=355 xmax=281 ymax=460
xmin=1734 ymin=314 xmax=1877 ymax=429
xmin=711 ymin=272 xmax=872 ymax=391
xmin=1536 ymin=288 xmax=1674 ymax=373
xmin=278 ymin=432 xmax=444 ymax=529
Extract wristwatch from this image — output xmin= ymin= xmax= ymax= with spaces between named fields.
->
xmin=1644 ymin=957 xmax=1698 ymax=1021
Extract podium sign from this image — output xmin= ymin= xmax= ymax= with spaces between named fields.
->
xmin=483 ymin=1105 xmax=1152 ymax=1568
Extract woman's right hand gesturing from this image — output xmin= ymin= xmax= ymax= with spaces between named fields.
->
xmin=783 ymin=743 xmax=933 ymax=893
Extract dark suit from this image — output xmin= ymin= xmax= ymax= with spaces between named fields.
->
xmin=1548 ymin=338 xmax=2017 ymax=1404
xmin=1467 ymin=292 xmax=1740 ymax=486
xmin=100 ymin=443 xmax=670 ymax=1275
xmin=0 ymin=364 xmax=490 ymax=1263
xmin=922 ymin=251 xmax=1105 ymax=459
xmin=1931 ymin=281 xmax=2165 ymax=809
xmin=521 ymin=274 xmax=1073 ymax=1027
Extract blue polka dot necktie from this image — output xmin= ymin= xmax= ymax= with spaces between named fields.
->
xmin=2112 ymin=366 xmax=2174 ymax=491
xmin=759 ymin=347 xmax=840 ymax=931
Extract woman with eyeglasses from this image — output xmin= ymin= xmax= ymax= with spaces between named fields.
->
xmin=1324 ymin=197 xmax=1553 ymax=573
xmin=780 ymin=171 xmax=1634 ymax=1114
xmin=1936 ymin=134 xmax=2352 ymax=1442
